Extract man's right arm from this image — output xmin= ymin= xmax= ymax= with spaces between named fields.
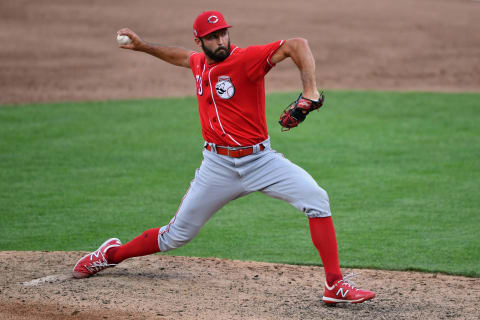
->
xmin=117 ymin=28 xmax=193 ymax=68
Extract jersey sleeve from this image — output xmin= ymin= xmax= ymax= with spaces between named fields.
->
xmin=243 ymin=40 xmax=285 ymax=82
xmin=189 ymin=51 xmax=202 ymax=73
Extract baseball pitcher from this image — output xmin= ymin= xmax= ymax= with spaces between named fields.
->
xmin=72 ymin=11 xmax=376 ymax=305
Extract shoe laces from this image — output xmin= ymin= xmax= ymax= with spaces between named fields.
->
xmin=339 ymin=272 xmax=361 ymax=290
xmin=84 ymin=249 xmax=114 ymax=273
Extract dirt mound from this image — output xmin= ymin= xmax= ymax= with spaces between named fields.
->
xmin=1 ymin=251 xmax=479 ymax=320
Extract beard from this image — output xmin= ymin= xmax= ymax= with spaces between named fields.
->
xmin=201 ymin=39 xmax=231 ymax=62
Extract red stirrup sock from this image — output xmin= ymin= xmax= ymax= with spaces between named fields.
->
xmin=309 ymin=217 xmax=343 ymax=286
xmin=107 ymin=228 xmax=161 ymax=264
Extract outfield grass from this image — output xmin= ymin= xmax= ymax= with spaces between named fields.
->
xmin=0 ymin=91 xmax=479 ymax=277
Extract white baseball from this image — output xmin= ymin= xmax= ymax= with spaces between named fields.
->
xmin=116 ymin=34 xmax=132 ymax=45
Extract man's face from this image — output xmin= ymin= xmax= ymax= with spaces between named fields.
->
xmin=199 ymin=29 xmax=231 ymax=62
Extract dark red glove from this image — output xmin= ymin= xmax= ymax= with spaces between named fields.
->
xmin=279 ymin=92 xmax=325 ymax=131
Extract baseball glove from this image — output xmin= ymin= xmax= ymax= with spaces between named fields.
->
xmin=278 ymin=92 xmax=325 ymax=131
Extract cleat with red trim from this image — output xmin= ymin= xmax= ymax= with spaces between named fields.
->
xmin=322 ymin=276 xmax=376 ymax=304
xmin=72 ymin=238 xmax=122 ymax=279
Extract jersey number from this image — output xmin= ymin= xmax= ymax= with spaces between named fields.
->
xmin=196 ymin=75 xmax=203 ymax=96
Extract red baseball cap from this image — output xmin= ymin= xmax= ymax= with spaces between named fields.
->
xmin=193 ymin=11 xmax=232 ymax=38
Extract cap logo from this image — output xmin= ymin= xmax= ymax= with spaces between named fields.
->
xmin=193 ymin=29 xmax=198 ymax=36
xmin=208 ymin=15 xmax=219 ymax=24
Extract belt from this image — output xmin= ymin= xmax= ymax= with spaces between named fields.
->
xmin=205 ymin=143 xmax=265 ymax=158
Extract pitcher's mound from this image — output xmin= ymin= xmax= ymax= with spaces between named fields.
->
xmin=1 ymin=251 xmax=479 ymax=320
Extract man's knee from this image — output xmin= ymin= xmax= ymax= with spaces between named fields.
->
xmin=303 ymin=186 xmax=331 ymax=218
xmin=306 ymin=185 xmax=329 ymax=202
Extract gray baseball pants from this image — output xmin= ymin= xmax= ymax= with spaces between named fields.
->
xmin=158 ymin=138 xmax=331 ymax=252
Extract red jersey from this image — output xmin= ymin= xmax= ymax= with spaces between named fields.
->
xmin=189 ymin=40 xmax=285 ymax=147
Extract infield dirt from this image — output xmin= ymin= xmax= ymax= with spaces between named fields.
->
xmin=1 ymin=0 xmax=480 ymax=105
xmin=1 ymin=0 xmax=479 ymax=319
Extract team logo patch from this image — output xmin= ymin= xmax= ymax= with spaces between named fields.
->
xmin=215 ymin=76 xmax=235 ymax=99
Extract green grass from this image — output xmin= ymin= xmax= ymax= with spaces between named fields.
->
xmin=1 ymin=91 xmax=479 ymax=277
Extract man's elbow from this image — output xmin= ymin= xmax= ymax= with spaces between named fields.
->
xmin=286 ymin=38 xmax=310 ymax=54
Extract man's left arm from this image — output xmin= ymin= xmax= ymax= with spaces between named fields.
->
xmin=270 ymin=38 xmax=320 ymax=101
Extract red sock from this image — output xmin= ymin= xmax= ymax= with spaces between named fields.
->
xmin=309 ymin=217 xmax=343 ymax=286
xmin=107 ymin=228 xmax=161 ymax=264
